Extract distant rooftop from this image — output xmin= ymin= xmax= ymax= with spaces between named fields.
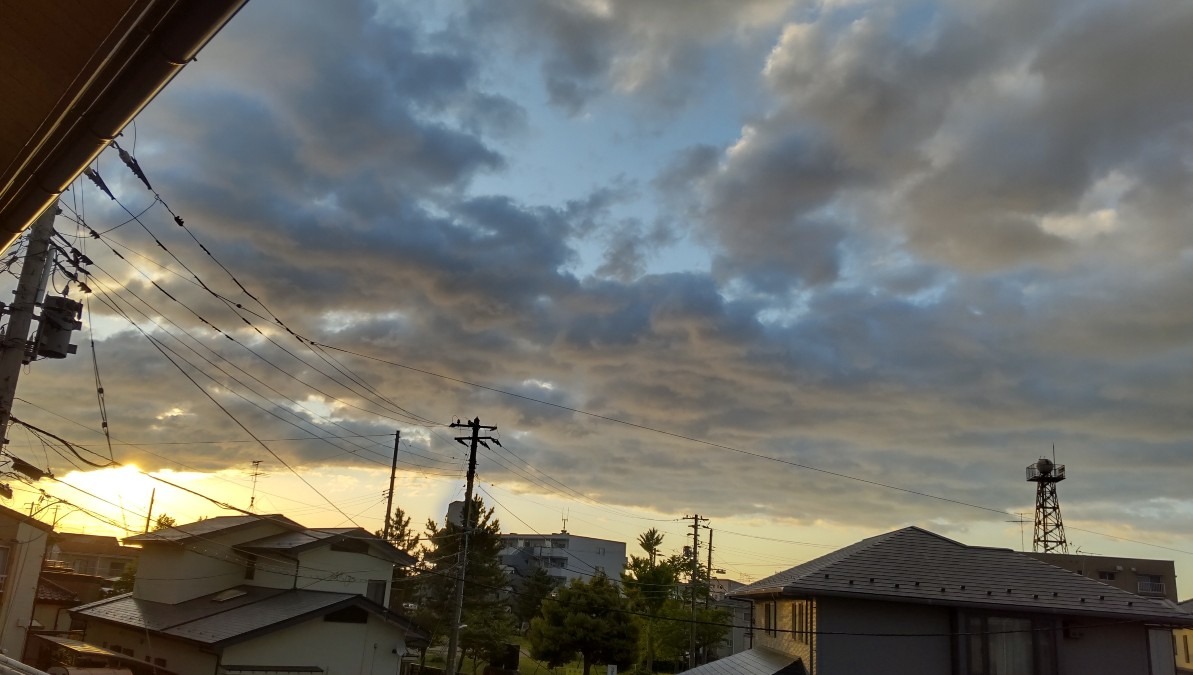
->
xmin=124 ymin=514 xmax=303 ymax=544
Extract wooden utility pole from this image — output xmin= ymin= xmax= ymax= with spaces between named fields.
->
xmin=445 ymin=417 xmax=497 ymax=675
xmin=144 ymin=488 xmax=155 ymax=533
xmin=684 ymin=513 xmax=706 ymax=669
xmin=383 ymin=431 xmax=400 ymax=539
xmin=705 ymin=527 xmax=714 ymax=609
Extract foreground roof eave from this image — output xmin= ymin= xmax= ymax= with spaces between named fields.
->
xmin=0 ymin=0 xmax=248 ymax=250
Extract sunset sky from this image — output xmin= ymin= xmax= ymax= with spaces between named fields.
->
xmin=5 ymin=0 xmax=1193 ymax=585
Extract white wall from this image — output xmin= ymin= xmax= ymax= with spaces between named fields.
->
xmin=134 ymin=521 xmax=292 ymax=604
xmin=221 ymin=612 xmax=407 ymax=675
xmin=83 ymin=621 xmax=217 ymax=675
xmin=0 ymin=520 xmax=50 ymax=657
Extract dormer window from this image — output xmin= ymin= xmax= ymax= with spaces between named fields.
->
xmin=330 ymin=538 xmax=368 ymax=554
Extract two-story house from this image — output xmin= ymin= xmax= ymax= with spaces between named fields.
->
xmin=63 ymin=514 xmax=425 ymax=675
xmin=692 ymin=527 xmax=1193 ymax=675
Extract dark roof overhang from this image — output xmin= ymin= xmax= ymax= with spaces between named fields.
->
xmin=0 ymin=0 xmax=248 ymax=251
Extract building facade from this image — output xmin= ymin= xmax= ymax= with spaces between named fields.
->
xmin=500 ymin=532 xmax=626 ymax=585
xmin=1026 ymin=551 xmax=1178 ymax=602
xmin=0 ymin=503 xmax=52 ymax=658
xmin=46 ymin=533 xmax=139 ymax=580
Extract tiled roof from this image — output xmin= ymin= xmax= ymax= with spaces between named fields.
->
xmin=731 ymin=527 xmax=1193 ymax=625
xmin=124 ymin=514 xmax=304 ymax=544
xmin=54 ymin=533 xmax=134 ymax=556
xmin=71 ymin=585 xmax=426 ymax=645
xmin=679 ymin=648 xmax=806 ymax=675
xmin=37 ymin=577 xmax=78 ymax=603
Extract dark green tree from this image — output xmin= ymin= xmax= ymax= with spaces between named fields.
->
xmin=418 ymin=497 xmax=514 ymax=672
xmin=528 ymin=572 xmax=638 ymax=675
xmin=378 ymin=505 xmax=421 ymax=611
xmin=623 ymin=530 xmax=680 ymax=672
xmin=152 ymin=513 xmax=176 ymax=531
xmin=512 ymin=567 xmax=558 ymax=632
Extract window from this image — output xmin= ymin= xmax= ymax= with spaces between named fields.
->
xmin=759 ymin=602 xmax=777 ymax=637
xmin=108 ymin=560 xmax=126 ymax=576
xmin=366 ymin=579 xmax=387 ymax=605
xmin=1184 ymin=634 xmax=1189 ymax=664
xmin=596 ymin=547 xmax=605 ymax=555
xmin=0 ymin=544 xmax=10 ymax=594
xmin=791 ymin=600 xmax=811 ymax=644
xmin=962 ymin=613 xmax=1055 ymax=675
xmin=1097 ymin=570 xmax=1116 ymax=581
xmin=325 ymin=606 xmax=369 ymax=623
xmin=244 ymin=554 xmax=257 ymax=580
xmin=330 ymin=538 xmax=368 ymax=553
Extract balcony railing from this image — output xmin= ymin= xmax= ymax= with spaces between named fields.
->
xmin=1137 ymin=581 xmax=1166 ymax=595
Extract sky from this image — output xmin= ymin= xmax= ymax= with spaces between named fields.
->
xmin=4 ymin=0 xmax=1193 ymax=586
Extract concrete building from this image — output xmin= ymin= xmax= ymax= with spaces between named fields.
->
xmin=0 ymin=503 xmax=53 ymax=658
xmin=1026 ymin=551 xmax=1178 ymax=602
xmin=499 ymin=532 xmax=626 ymax=585
xmin=60 ymin=514 xmax=425 ymax=675
xmin=683 ymin=527 xmax=1193 ymax=675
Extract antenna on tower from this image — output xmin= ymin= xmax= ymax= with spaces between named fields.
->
xmin=248 ymin=460 xmax=264 ymax=512
xmin=561 ymin=508 xmax=569 ymax=534
xmin=1026 ymin=451 xmax=1068 ymax=553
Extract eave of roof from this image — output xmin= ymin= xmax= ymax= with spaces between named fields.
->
xmin=0 ymin=0 xmax=248 ymax=250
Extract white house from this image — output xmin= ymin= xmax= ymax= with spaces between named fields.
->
xmin=67 ymin=514 xmax=425 ymax=675
xmin=0 ymin=503 xmax=53 ymax=658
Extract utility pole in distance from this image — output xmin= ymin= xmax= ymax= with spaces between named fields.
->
xmin=684 ymin=513 xmax=707 ymax=670
xmin=383 ymin=430 xmax=400 ymax=539
xmin=445 ymin=417 xmax=498 ymax=675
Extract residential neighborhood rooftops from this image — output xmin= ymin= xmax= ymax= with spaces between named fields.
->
xmin=124 ymin=514 xmax=303 ymax=544
xmin=679 ymin=647 xmax=806 ymax=675
xmin=36 ymin=577 xmax=79 ymax=604
xmin=72 ymin=585 xmax=426 ymax=646
xmin=53 ymin=533 xmax=130 ymax=555
xmin=730 ymin=526 xmax=1193 ymax=625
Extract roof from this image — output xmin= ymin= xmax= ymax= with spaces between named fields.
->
xmin=731 ymin=527 xmax=1193 ymax=625
xmin=54 ymin=533 xmax=138 ymax=556
xmin=37 ymin=577 xmax=79 ymax=603
xmin=0 ymin=0 xmax=248 ymax=249
xmin=124 ymin=514 xmax=303 ymax=544
xmin=0 ymin=502 xmax=54 ymax=532
xmin=679 ymin=648 xmax=806 ymax=675
xmin=71 ymin=585 xmax=426 ymax=646
xmin=238 ymin=527 xmax=416 ymax=565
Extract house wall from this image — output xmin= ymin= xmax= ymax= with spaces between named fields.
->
xmin=83 ymin=620 xmax=218 ymax=675
xmin=752 ymin=598 xmax=815 ymax=670
xmin=1174 ymin=628 xmax=1193 ymax=674
xmin=818 ymin=597 xmax=952 ymax=675
xmin=0 ymin=518 xmax=51 ymax=657
xmin=500 ymin=533 xmax=626 ymax=585
xmin=220 ymin=612 xmax=407 ymax=675
xmin=135 ymin=521 xmax=290 ymax=604
xmin=1055 ymin=618 xmax=1151 ymax=675
xmin=32 ymin=602 xmax=72 ymax=631
xmin=289 ymin=547 xmax=393 ymax=598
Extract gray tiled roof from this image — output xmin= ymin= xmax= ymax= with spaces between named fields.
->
xmin=238 ymin=528 xmax=415 ymax=565
xmin=124 ymin=515 xmax=303 ymax=544
xmin=730 ymin=527 xmax=1193 ymax=624
xmin=71 ymin=585 xmax=424 ymax=645
xmin=680 ymin=648 xmax=805 ymax=675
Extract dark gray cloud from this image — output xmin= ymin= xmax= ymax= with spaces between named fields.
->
xmin=7 ymin=0 xmax=1193 ymax=557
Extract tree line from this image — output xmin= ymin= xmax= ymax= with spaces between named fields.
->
xmin=382 ymin=500 xmax=732 ymax=675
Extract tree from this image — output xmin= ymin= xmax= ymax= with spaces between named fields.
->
xmin=512 ymin=567 xmax=558 ymax=632
xmin=623 ymin=530 xmax=680 ymax=672
xmin=529 ymin=572 xmax=638 ymax=675
xmin=378 ymin=505 xmax=421 ymax=611
xmin=377 ymin=505 xmax=419 ymax=553
xmin=417 ymin=497 xmax=514 ymax=672
xmin=152 ymin=514 xmax=176 ymax=531
xmin=637 ymin=528 xmax=664 ymax=565
xmin=104 ymin=563 xmax=136 ymax=598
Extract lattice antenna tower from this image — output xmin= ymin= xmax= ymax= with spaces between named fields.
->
xmin=1026 ymin=450 xmax=1068 ymax=553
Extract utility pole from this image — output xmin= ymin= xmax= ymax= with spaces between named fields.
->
xmin=0 ymin=205 xmax=57 ymax=444
xmin=383 ymin=431 xmax=400 ymax=540
xmin=445 ymin=417 xmax=497 ymax=675
xmin=144 ymin=488 xmax=155 ymax=533
xmin=705 ymin=526 xmax=714 ymax=609
xmin=684 ymin=513 xmax=706 ymax=669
